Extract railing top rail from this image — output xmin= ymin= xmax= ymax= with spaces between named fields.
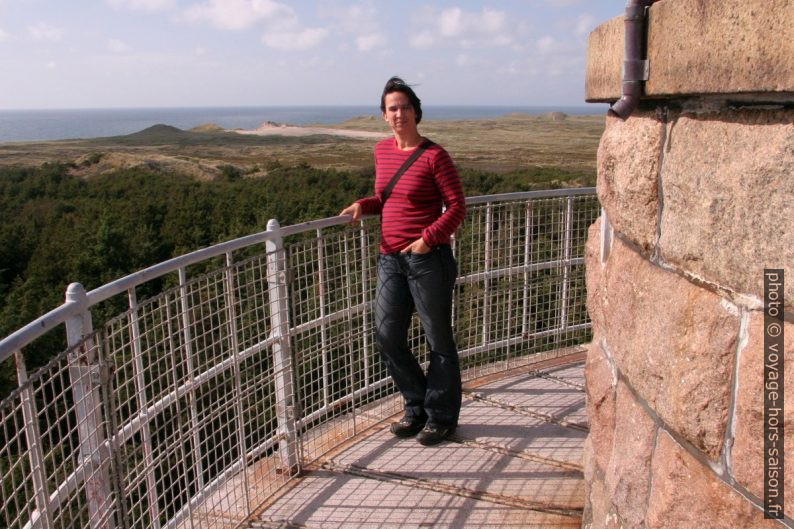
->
xmin=465 ymin=187 xmax=595 ymax=205
xmin=0 ymin=188 xmax=596 ymax=363
xmin=0 ymin=302 xmax=83 ymax=361
xmin=85 ymin=230 xmax=275 ymax=305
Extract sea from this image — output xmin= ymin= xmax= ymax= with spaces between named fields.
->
xmin=0 ymin=105 xmax=604 ymax=143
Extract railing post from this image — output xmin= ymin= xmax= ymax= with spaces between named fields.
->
xmin=522 ymin=199 xmax=534 ymax=338
xmin=506 ymin=206 xmax=515 ymax=360
xmin=342 ymin=232 xmax=356 ymax=433
xmin=265 ymin=220 xmax=299 ymax=473
xmin=559 ymin=198 xmax=574 ymax=332
xmin=65 ymin=283 xmax=116 ymax=529
xmin=177 ymin=267 xmax=204 ymax=522
xmin=357 ymin=223 xmax=371 ymax=391
xmin=315 ymin=230 xmax=330 ymax=407
xmin=223 ymin=251 xmax=251 ymax=510
xmin=162 ymin=292 xmax=194 ymax=529
xmin=482 ymin=204 xmax=493 ymax=346
xmin=15 ymin=352 xmax=52 ymax=529
xmin=127 ymin=288 xmax=160 ymax=529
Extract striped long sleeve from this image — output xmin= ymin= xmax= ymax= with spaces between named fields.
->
xmin=358 ymin=137 xmax=466 ymax=254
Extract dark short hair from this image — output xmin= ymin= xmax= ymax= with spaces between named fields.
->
xmin=380 ymin=76 xmax=422 ymax=124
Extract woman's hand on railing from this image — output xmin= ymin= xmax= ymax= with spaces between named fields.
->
xmin=339 ymin=203 xmax=362 ymax=224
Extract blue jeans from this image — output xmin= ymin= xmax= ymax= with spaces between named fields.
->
xmin=375 ymin=245 xmax=461 ymax=427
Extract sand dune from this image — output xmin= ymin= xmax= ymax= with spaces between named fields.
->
xmin=234 ymin=121 xmax=388 ymax=139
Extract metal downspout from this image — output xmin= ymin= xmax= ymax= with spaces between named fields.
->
xmin=608 ymin=0 xmax=659 ymax=120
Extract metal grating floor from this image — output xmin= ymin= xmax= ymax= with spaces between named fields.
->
xmin=247 ymin=357 xmax=587 ymax=529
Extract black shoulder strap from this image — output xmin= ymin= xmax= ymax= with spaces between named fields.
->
xmin=381 ymin=139 xmax=434 ymax=205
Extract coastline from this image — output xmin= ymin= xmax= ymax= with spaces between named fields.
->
xmin=0 ymin=105 xmax=602 ymax=143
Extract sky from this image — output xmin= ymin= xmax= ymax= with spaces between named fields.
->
xmin=0 ymin=0 xmax=626 ymax=110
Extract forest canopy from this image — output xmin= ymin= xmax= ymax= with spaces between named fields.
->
xmin=0 ymin=161 xmax=592 ymax=395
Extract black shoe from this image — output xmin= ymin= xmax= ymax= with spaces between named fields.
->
xmin=416 ymin=424 xmax=455 ymax=446
xmin=390 ymin=417 xmax=426 ymax=438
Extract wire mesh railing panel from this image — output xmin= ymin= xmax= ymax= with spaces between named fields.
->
xmin=38 ymin=342 xmax=118 ymax=529
xmin=231 ymin=256 xmax=274 ymax=355
xmin=284 ymin=222 xmax=405 ymax=463
xmin=181 ymin=271 xmax=233 ymax=380
xmin=33 ymin=357 xmax=86 ymax=529
xmin=452 ymin=195 xmax=599 ymax=380
xmin=96 ymin=258 xmax=281 ymax=529
xmin=287 ymin=227 xmax=376 ymax=413
xmin=292 ymin=318 xmax=356 ymax=458
xmin=195 ymin=379 xmax=242 ymax=491
xmin=239 ymin=351 xmax=277 ymax=457
xmin=238 ymin=351 xmax=290 ymax=504
xmin=0 ymin=338 xmax=118 ymax=529
xmin=556 ymin=194 xmax=599 ymax=348
xmin=149 ymin=396 xmax=196 ymax=523
xmin=0 ymin=189 xmax=598 ymax=529
xmin=105 ymin=317 xmax=137 ymax=442
xmin=0 ymin=400 xmax=37 ymax=529
xmin=105 ymin=288 xmax=190 ymax=529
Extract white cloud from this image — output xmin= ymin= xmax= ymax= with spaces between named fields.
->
xmin=355 ymin=32 xmax=385 ymax=52
xmin=480 ymin=9 xmax=508 ymax=33
xmin=439 ymin=7 xmax=506 ymax=37
xmin=318 ymin=2 xmax=386 ymax=52
xmin=318 ymin=2 xmax=373 ymax=33
xmin=186 ymin=0 xmax=328 ymax=50
xmin=518 ymin=32 xmax=586 ymax=79
xmin=0 ymin=29 xmax=9 ymax=42
xmin=262 ymin=27 xmax=328 ymax=50
xmin=28 ymin=22 xmax=63 ymax=42
xmin=439 ymin=8 xmax=464 ymax=37
xmin=107 ymin=0 xmax=176 ymax=11
xmin=410 ymin=31 xmax=436 ymax=50
xmin=46 ymin=60 xmax=56 ymax=69
xmin=184 ymin=0 xmax=289 ymax=30
xmin=411 ymin=7 xmax=511 ymax=49
xmin=107 ymin=38 xmax=131 ymax=53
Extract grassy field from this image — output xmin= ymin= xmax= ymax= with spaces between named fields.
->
xmin=0 ymin=112 xmax=605 ymax=180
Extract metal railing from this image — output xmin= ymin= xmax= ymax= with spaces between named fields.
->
xmin=0 ymin=189 xmax=599 ymax=529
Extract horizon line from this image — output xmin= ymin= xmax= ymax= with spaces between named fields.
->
xmin=0 ymin=103 xmax=603 ymax=113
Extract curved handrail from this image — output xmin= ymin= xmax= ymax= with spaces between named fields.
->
xmin=0 ymin=188 xmax=599 ymax=529
xmin=0 ymin=188 xmax=595 ymax=363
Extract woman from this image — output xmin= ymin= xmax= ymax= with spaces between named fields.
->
xmin=340 ymin=77 xmax=466 ymax=446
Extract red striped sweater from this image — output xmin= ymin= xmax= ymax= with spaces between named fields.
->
xmin=357 ymin=137 xmax=466 ymax=254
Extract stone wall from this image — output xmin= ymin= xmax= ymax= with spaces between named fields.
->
xmin=583 ymin=0 xmax=793 ymax=527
